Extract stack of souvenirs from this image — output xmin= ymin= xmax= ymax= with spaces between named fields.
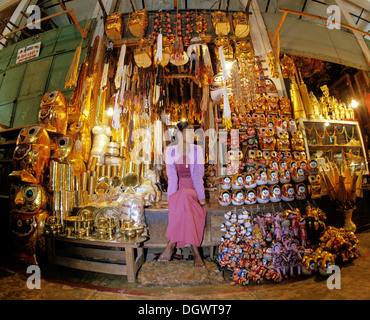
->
xmin=218 ymin=94 xmax=322 ymax=206
xmin=217 ymin=204 xmax=359 ymax=286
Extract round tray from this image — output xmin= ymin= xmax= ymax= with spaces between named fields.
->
xmin=117 ymin=235 xmax=147 ymax=244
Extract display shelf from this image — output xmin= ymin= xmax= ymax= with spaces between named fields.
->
xmin=299 ymin=118 xmax=369 ymax=174
xmin=45 ymin=235 xmax=145 ymax=282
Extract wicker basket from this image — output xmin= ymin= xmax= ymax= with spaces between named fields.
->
xmin=128 ymin=9 xmax=149 ymax=38
xmin=105 ymin=12 xmax=124 ymax=40
xmin=232 ymin=12 xmax=250 ymax=38
xmin=211 ymin=11 xmax=230 ymax=36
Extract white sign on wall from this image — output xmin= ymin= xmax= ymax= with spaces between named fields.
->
xmin=16 ymin=42 xmax=41 ymax=64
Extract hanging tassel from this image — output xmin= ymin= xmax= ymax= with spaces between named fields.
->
xmin=100 ymin=63 xmax=109 ymax=91
xmin=111 ymin=90 xmax=121 ymax=130
xmin=65 ymin=41 xmax=82 ymax=88
xmin=115 ymin=44 xmax=127 ymax=89
xmin=154 ymin=33 xmax=163 ymax=65
xmin=219 ymin=45 xmax=228 ymax=83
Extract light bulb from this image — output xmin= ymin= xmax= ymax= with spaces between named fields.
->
xmin=351 ymin=99 xmax=358 ymax=108
xmin=107 ymin=107 xmax=114 ymax=116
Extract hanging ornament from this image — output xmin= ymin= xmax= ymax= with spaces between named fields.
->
xmin=222 ymin=86 xmax=232 ymax=130
xmin=65 ymin=41 xmax=82 ymax=88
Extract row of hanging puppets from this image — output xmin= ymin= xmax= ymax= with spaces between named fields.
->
xmin=105 ymin=10 xmax=249 ymax=43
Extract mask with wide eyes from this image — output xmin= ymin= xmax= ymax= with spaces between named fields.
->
xmin=255 ymin=150 xmax=263 ymax=159
xmin=10 ymin=183 xmax=47 ymax=214
xmin=259 ymin=127 xmax=267 ymax=137
xmin=17 ymin=126 xmax=46 ymax=145
xmin=248 ymin=150 xmax=256 ymax=159
xmin=51 ymin=136 xmax=73 ymax=161
xmin=263 ymin=151 xmax=271 ymax=159
xmin=41 ymin=91 xmax=59 ymax=104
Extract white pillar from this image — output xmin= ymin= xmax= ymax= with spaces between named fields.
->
xmin=244 ymin=0 xmax=287 ymax=97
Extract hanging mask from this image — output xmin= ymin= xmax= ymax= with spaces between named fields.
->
xmin=9 ymin=183 xmax=48 ymax=215
xmin=10 ymin=126 xmax=50 ymax=184
xmin=38 ymin=91 xmax=68 ymax=135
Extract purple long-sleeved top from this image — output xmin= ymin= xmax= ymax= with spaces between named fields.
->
xmin=165 ymin=144 xmax=205 ymax=201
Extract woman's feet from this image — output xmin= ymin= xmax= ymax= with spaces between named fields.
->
xmin=157 ymin=242 xmax=176 ymax=262
xmin=191 ymin=245 xmax=205 ymax=268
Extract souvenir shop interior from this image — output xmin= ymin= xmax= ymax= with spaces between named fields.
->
xmin=0 ymin=0 xmax=369 ymax=287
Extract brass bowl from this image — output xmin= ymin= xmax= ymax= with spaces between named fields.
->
xmin=123 ymin=228 xmax=136 ymax=239
xmin=133 ymin=225 xmax=145 ymax=238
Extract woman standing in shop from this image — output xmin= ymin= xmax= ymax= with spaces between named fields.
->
xmin=157 ymin=121 xmax=207 ymax=268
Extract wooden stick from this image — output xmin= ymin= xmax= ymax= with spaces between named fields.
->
xmin=56 ymin=0 xmax=89 ymax=38
xmin=278 ymin=7 xmax=369 ymax=37
xmin=272 ymin=11 xmax=287 ymax=44
xmin=0 ymin=9 xmax=74 ymax=41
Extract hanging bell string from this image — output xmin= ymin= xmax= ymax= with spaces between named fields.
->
xmin=219 ymin=45 xmax=228 ymax=83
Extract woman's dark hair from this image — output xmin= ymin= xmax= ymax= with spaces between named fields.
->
xmin=172 ymin=121 xmax=191 ymax=145
xmin=176 ymin=121 xmax=190 ymax=132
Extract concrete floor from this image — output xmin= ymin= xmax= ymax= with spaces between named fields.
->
xmin=0 ymin=229 xmax=369 ymax=301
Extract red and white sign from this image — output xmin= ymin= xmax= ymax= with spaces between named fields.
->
xmin=16 ymin=42 xmax=41 ymax=64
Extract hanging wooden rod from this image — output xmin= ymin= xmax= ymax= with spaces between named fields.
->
xmin=276 ymin=7 xmax=369 ymax=38
xmin=0 ymin=8 xmax=89 ymax=41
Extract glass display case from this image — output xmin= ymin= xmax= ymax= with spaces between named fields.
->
xmin=298 ymin=119 xmax=369 ymax=174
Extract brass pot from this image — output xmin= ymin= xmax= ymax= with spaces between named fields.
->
xmin=123 ymin=228 xmax=136 ymax=239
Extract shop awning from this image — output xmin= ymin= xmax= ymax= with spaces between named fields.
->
xmin=262 ymin=12 xmax=369 ymax=71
